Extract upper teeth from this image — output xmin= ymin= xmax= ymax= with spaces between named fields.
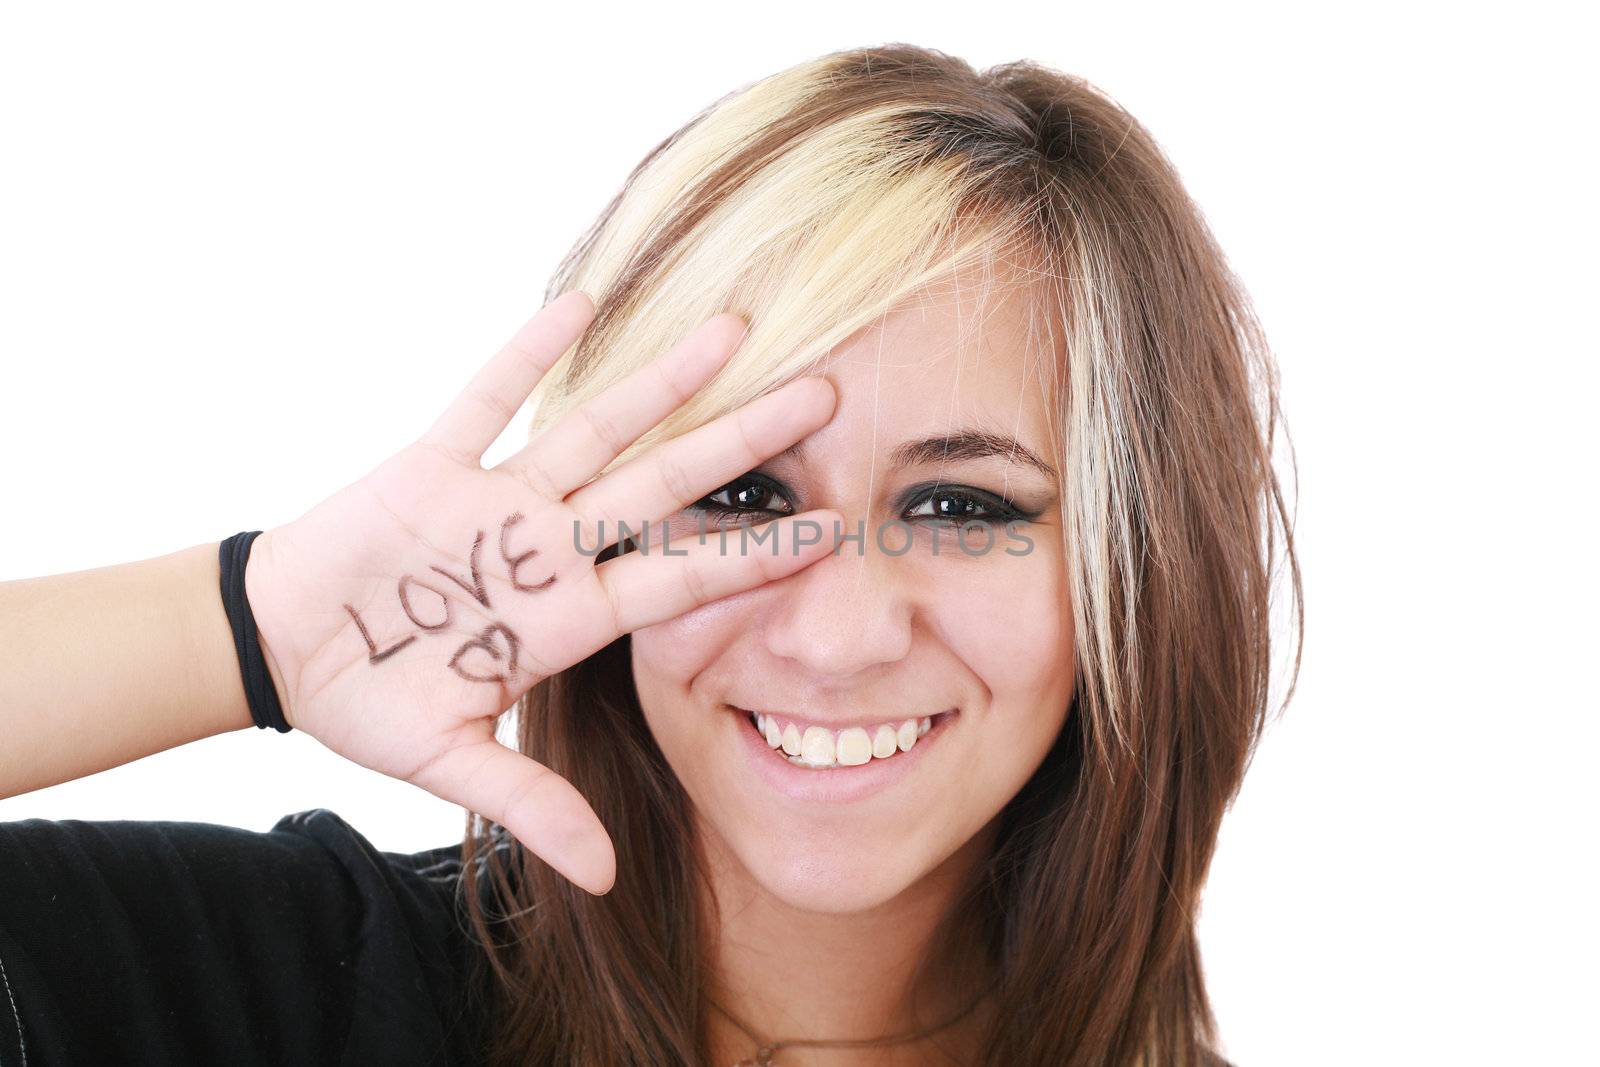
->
xmin=749 ymin=711 xmax=936 ymax=768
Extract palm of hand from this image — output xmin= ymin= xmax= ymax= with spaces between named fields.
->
xmin=236 ymin=292 xmax=840 ymax=895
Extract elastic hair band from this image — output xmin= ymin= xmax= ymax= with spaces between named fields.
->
xmin=218 ymin=531 xmax=293 ymax=733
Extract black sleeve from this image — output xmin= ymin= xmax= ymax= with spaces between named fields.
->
xmin=0 ymin=808 xmax=493 ymax=1066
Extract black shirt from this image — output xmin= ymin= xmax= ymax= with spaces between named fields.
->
xmin=0 ymin=809 xmax=499 ymax=1065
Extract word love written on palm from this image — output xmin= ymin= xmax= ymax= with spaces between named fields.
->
xmin=343 ymin=511 xmax=555 ymax=688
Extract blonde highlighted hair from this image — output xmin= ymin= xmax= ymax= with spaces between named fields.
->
xmin=461 ymin=43 xmax=1303 ymax=1066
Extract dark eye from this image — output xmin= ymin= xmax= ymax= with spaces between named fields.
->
xmin=904 ymin=486 xmax=1023 ymax=525
xmin=690 ymin=473 xmax=794 ymax=518
xmin=907 ymin=490 xmax=989 ymax=522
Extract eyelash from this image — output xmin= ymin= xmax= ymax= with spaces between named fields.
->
xmin=688 ymin=473 xmax=1039 ymax=526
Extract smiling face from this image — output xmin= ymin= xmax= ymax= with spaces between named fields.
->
xmin=630 ymin=263 xmax=1077 ymax=914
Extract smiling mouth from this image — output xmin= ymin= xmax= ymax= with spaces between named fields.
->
xmin=736 ymin=706 xmax=956 ymax=769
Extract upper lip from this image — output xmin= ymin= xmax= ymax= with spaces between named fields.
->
xmin=727 ymin=703 xmax=955 ymax=731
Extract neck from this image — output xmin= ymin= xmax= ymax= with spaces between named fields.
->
xmin=697 ymin=818 xmax=999 ymax=1067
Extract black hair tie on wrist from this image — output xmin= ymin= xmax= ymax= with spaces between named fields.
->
xmin=218 ymin=531 xmax=293 ymax=733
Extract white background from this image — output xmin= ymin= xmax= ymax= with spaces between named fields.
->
xmin=1 ymin=4 xmax=1594 ymax=1063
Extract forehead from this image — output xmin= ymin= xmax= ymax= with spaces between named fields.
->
xmin=809 ymin=259 xmax=1056 ymax=455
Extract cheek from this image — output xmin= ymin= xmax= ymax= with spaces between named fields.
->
xmin=629 ymin=592 xmax=755 ymax=738
xmin=924 ymin=549 xmax=1076 ymax=747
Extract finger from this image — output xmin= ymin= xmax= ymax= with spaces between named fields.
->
xmin=497 ymin=312 xmax=750 ymax=497
xmin=595 ymin=509 xmax=843 ymax=632
xmin=566 ymin=376 xmax=836 ymax=533
xmin=408 ymin=736 xmax=617 ymax=895
xmin=418 ymin=290 xmax=596 ymax=467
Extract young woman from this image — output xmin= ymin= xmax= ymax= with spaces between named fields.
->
xmin=0 ymin=44 xmax=1301 ymax=1066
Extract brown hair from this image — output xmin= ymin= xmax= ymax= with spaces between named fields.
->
xmin=458 ymin=43 xmax=1303 ymax=1066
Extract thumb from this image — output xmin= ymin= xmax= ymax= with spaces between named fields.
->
xmin=408 ymin=735 xmax=616 ymax=895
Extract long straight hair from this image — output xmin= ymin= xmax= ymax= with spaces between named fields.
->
xmin=458 ymin=43 xmax=1303 ymax=1066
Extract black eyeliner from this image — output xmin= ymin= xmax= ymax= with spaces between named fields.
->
xmin=894 ymin=479 xmax=1043 ymax=524
xmin=688 ymin=470 xmax=795 ymax=519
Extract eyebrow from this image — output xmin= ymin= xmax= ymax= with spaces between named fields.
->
xmin=889 ymin=429 xmax=1058 ymax=479
xmin=775 ymin=428 xmax=1058 ymax=480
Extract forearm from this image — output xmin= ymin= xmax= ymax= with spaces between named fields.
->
xmin=0 ymin=540 xmax=257 ymax=798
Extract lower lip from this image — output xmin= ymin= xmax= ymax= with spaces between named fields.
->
xmin=727 ymin=704 xmax=956 ymax=805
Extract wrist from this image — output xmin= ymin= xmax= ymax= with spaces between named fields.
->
xmin=180 ymin=540 xmax=259 ymax=735
xmin=236 ymin=530 xmax=297 ymax=731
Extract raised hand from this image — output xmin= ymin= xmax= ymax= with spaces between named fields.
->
xmin=241 ymin=292 xmax=840 ymax=894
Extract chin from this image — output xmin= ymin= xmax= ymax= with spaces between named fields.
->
xmin=715 ymin=822 xmax=934 ymax=914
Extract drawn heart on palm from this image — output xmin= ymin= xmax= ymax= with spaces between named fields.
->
xmin=448 ymin=621 xmax=522 ymax=685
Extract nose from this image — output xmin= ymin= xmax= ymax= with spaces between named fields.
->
xmin=760 ymin=540 xmax=914 ymax=679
